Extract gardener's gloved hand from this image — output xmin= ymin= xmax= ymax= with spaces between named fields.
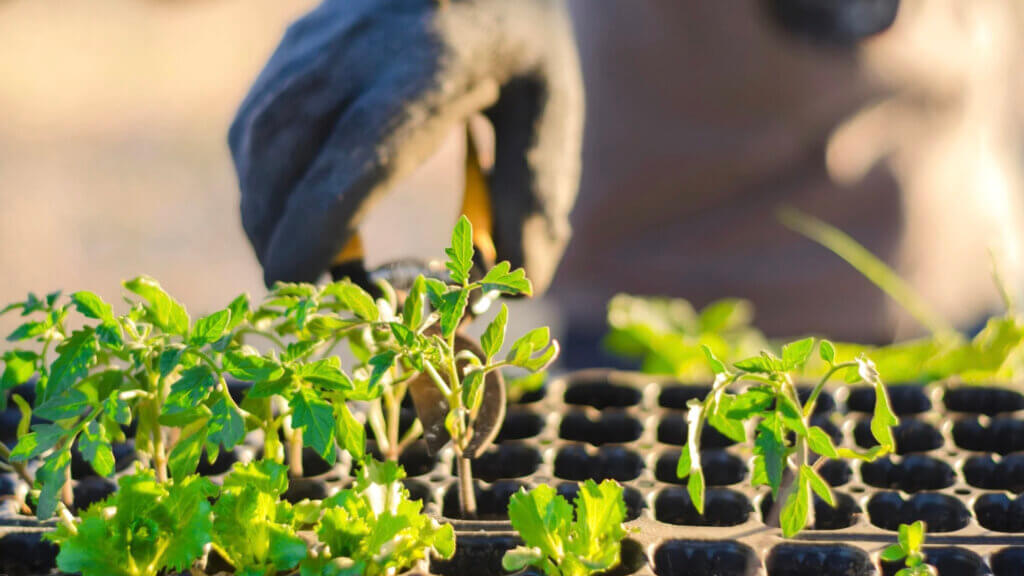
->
xmin=230 ymin=0 xmax=583 ymax=293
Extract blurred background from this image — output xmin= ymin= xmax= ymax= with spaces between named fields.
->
xmin=2 ymin=0 xmax=1024 ymax=350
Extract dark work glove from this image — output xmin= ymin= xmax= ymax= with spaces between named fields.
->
xmin=230 ymin=0 xmax=583 ymax=293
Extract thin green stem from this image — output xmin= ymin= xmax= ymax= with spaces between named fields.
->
xmin=803 ymin=361 xmax=858 ymax=419
xmin=0 ymin=441 xmax=33 ymax=486
xmin=421 ymin=359 xmax=452 ymax=398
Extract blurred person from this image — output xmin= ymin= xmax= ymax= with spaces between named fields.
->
xmin=228 ymin=0 xmax=1024 ymax=368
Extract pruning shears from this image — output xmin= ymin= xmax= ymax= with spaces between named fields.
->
xmin=329 ymin=128 xmax=506 ymax=458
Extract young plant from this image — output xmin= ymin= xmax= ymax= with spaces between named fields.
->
xmin=678 ymin=339 xmax=898 ymax=536
xmin=211 ymin=460 xmax=309 ymax=576
xmin=880 ymin=521 xmax=937 ymax=576
xmin=503 ymin=480 xmax=629 ymax=576
xmin=605 ymin=294 xmax=767 ymax=379
xmin=300 ymin=459 xmax=455 ymax=576
xmin=47 ymin=468 xmax=217 ymax=576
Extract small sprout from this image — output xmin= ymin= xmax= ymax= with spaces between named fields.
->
xmin=504 ymin=480 xmax=629 ymax=576
xmin=880 ymin=521 xmax=937 ymax=576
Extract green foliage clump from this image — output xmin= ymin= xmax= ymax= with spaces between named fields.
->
xmin=881 ymin=522 xmax=937 ymax=576
xmin=503 ymin=480 xmax=629 ymax=576
xmin=679 ymin=339 xmax=897 ymax=537
xmin=48 ymin=469 xmax=216 ymax=576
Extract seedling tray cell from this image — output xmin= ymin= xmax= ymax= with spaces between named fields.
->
xmin=4 ymin=370 xmax=1024 ymax=575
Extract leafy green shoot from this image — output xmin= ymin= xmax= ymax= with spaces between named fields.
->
xmin=678 ymin=340 xmax=897 ymax=537
xmin=880 ymin=521 xmax=937 ymax=576
xmin=301 ymin=459 xmax=455 ymax=576
xmin=504 ymin=480 xmax=629 ymax=576
xmin=47 ymin=469 xmax=216 ymax=576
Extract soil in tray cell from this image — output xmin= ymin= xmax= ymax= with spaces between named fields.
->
xmin=441 ymin=480 xmax=527 ymax=520
xmin=854 ymin=419 xmax=943 ymax=454
xmin=867 ymin=492 xmax=970 ymax=532
xmin=565 ymin=377 xmax=642 ymax=409
xmin=860 ymin=454 xmax=956 ymax=492
xmin=963 ymin=453 xmax=1024 ymax=492
xmin=654 ymin=487 xmax=752 ymax=527
xmin=451 ymin=443 xmax=540 ymax=482
xmin=655 ymin=450 xmax=747 ymax=486
xmin=554 ymin=445 xmax=643 ymax=483
xmin=766 ymin=544 xmax=873 ymax=576
xmin=658 ymin=414 xmax=736 ymax=448
xmin=559 ymin=411 xmax=643 ymax=446
xmin=0 ymin=530 xmax=59 ymax=576
xmin=944 ymin=387 xmax=1024 ymax=415
xmin=495 ymin=409 xmax=544 ymax=442
xmin=991 ymin=547 xmax=1024 ymax=576
xmin=659 ymin=385 xmax=712 ymax=410
xmin=847 ymin=385 xmax=931 ymax=415
xmin=653 ymin=540 xmax=760 ymax=576
xmin=974 ymin=493 xmax=1024 ymax=532
xmin=953 ymin=417 xmax=1024 ymax=455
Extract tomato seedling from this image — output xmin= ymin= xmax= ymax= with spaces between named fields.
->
xmin=880 ymin=521 xmax=937 ymax=576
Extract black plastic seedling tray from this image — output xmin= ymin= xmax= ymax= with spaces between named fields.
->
xmin=3 ymin=370 xmax=1024 ymax=576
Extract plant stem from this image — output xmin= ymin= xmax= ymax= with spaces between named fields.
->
xmin=283 ymin=418 xmax=303 ymax=477
xmin=57 ymin=502 xmax=78 ymax=535
xmin=61 ymin=465 xmax=73 ymax=507
xmin=152 ymin=373 xmax=170 ymax=483
xmin=803 ymin=361 xmax=858 ymax=419
xmin=384 ymin=387 xmax=400 ymax=460
xmin=367 ymin=400 xmax=392 ymax=458
xmin=456 ymin=455 xmax=477 ymax=519
xmin=0 ymin=441 xmax=34 ymax=486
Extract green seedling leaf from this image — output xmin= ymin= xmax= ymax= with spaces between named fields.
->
xmin=161 ymin=365 xmax=216 ymax=425
xmin=297 ymin=357 xmax=353 ymax=391
xmin=291 ymin=387 xmax=336 ymax=464
xmin=335 ymin=402 xmax=365 ymax=459
xmin=819 ymin=339 xmax=836 ymax=364
xmin=782 ymin=337 xmax=815 ymax=370
xmin=480 ymin=261 xmax=532 ymax=296
xmin=158 ymin=346 xmax=185 ymax=378
xmin=780 ymin=474 xmax=810 ymax=537
xmin=34 ymin=388 xmax=90 ymax=421
xmin=507 ymin=327 xmax=551 ymax=366
xmin=208 ymin=396 xmax=246 ymax=451
xmin=502 ymin=547 xmax=544 ymax=572
xmin=403 ymin=275 xmax=427 ymax=329
xmin=777 ymin=394 xmax=809 ymax=436
xmin=326 ymin=282 xmax=379 ymax=322
xmin=1 ymin=350 xmax=36 ymax=409
xmin=507 ymin=484 xmax=571 ymax=562
xmin=734 ymin=354 xmax=778 ymax=374
xmin=701 ymin=345 xmax=729 ymax=375
xmin=438 ymin=288 xmax=469 ymax=339
xmin=461 ymin=370 xmax=486 ymax=412
xmin=800 ymin=464 xmax=834 ymax=507
xmin=191 ymin=309 xmax=231 ymax=346
xmin=8 ymin=320 xmax=49 ymax=342
xmin=36 ymin=448 xmax=71 ymax=519
xmin=807 ymin=426 xmax=840 ymax=459
xmin=865 ymin=358 xmax=900 ymax=451
xmin=754 ymin=416 xmax=785 ymax=497
xmin=124 ymin=276 xmax=190 ymax=335
xmin=900 ymin=521 xmax=925 ymax=555
xmin=169 ymin=419 xmax=209 ymax=482
xmin=726 ymin=387 xmax=774 ymax=419
xmin=45 ymin=328 xmax=98 ymax=402
xmin=79 ymin=421 xmax=115 ymax=477
xmin=707 ymin=394 xmax=746 ymax=443
xmin=881 ymin=544 xmax=908 ymax=562
xmin=11 ymin=394 xmax=32 ymax=437
xmin=480 ymin=303 xmax=508 ymax=362
xmin=224 ymin=349 xmax=285 ymax=383
xmin=225 ymin=293 xmax=250 ymax=331
xmin=445 ymin=215 xmax=474 ymax=285
xmin=71 ymin=291 xmax=114 ymax=322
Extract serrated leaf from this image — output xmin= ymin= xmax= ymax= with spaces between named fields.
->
xmin=806 ymin=426 xmax=839 ymax=459
xmin=208 ymin=396 xmax=246 ymax=450
xmin=445 ymin=215 xmax=474 ymax=285
xmin=291 ymin=387 xmax=336 ymax=464
xmin=687 ymin=471 xmax=706 ymax=515
xmin=480 ymin=303 xmax=508 ymax=362
xmin=734 ymin=353 xmax=781 ymax=374
xmin=298 ymin=357 xmax=353 ymax=391
xmin=1 ymin=350 xmax=36 ymax=409
xmin=36 ymin=448 xmax=71 ymax=519
xmin=507 ymin=327 xmax=550 ymax=366
xmin=800 ymin=464 xmax=834 ymax=507
xmin=480 ymin=261 xmax=532 ymax=296
xmin=782 ymin=337 xmax=815 ymax=370
xmin=390 ymin=322 xmax=417 ymax=347
xmin=507 ymin=484 xmax=570 ymax=561
xmin=191 ymin=309 xmax=231 ymax=346
xmin=34 ymin=388 xmax=90 ymax=421
xmin=368 ymin=351 xmax=397 ymax=389
xmin=726 ymin=387 xmax=774 ymax=419
xmin=71 ymin=291 xmax=114 ymax=322
xmin=80 ymin=421 xmax=115 ymax=477
xmin=158 ymin=346 xmax=185 ymax=378
xmin=780 ymin=474 xmax=810 ymax=537
xmin=777 ymin=394 xmax=809 ymax=436
xmin=335 ymin=402 xmax=365 ymax=459
xmin=45 ymin=328 xmax=98 ymax=402
xmin=162 ymin=365 xmax=216 ymax=424
xmin=402 ymin=275 xmax=427 ymax=329
xmin=224 ymin=349 xmax=285 ymax=383
xmin=326 ymin=282 xmax=379 ymax=322
xmin=226 ymin=293 xmax=250 ymax=331
xmin=123 ymin=276 xmax=190 ymax=335
xmin=461 ymin=370 xmax=486 ymax=412
xmin=7 ymin=320 xmax=48 ymax=342
xmin=819 ymin=340 xmax=836 ymax=364
xmin=438 ymin=289 xmax=469 ymax=339
xmin=169 ymin=419 xmax=208 ymax=482
xmin=754 ymin=417 xmax=785 ymax=497
xmin=708 ymin=395 xmax=746 ymax=443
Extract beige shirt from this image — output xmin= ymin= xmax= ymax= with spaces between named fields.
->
xmin=551 ymin=0 xmax=1024 ymax=342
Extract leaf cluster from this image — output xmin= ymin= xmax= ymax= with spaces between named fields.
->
xmin=880 ymin=521 xmax=937 ymax=576
xmin=503 ymin=480 xmax=629 ymax=576
xmin=677 ymin=339 xmax=898 ymax=537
